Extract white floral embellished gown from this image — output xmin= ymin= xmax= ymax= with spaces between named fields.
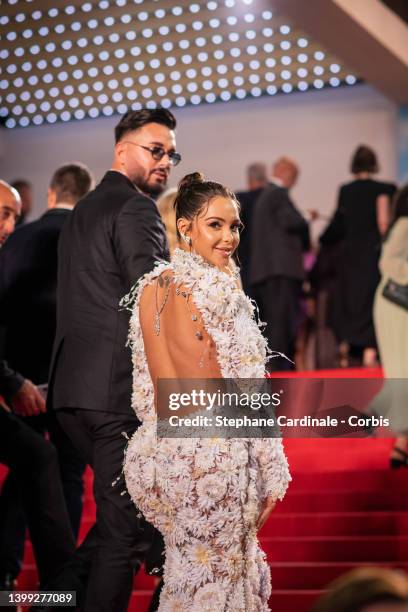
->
xmin=124 ymin=249 xmax=291 ymax=611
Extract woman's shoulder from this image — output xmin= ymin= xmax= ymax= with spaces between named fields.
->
xmin=120 ymin=259 xmax=172 ymax=312
xmin=370 ymin=179 xmax=397 ymax=196
xmin=341 ymin=178 xmax=395 ymax=190
xmin=382 ymin=217 xmax=408 ymax=253
xmin=139 ymin=267 xmax=175 ymax=307
xmin=390 ymin=217 xmax=408 ymax=238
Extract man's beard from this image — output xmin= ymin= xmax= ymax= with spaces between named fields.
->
xmin=129 ymin=167 xmax=168 ymax=199
xmin=133 ymin=177 xmax=166 ymax=200
xmin=143 ymin=180 xmax=167 ymax=199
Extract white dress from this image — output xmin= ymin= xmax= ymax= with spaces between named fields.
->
xmin=124 ymin=249 xmax=291 ymax=611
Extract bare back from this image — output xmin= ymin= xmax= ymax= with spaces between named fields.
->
xmin=139 ymin=271 xmax=222 ymax=402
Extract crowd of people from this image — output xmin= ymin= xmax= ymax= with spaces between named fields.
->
xmin=0 ymin=108 xmax=407 ymax=611
xmin=232 ymin=146 xmax=405 ymax=373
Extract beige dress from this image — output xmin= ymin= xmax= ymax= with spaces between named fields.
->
xmin=372 ymin=218 xmax=408 ymax=431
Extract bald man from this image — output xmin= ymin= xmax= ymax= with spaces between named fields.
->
xmin=0 ymin=181 xmax=21 ymax=246
xmin=0 ymin=180 xmax=46 ymax=415
xmin=0 ymin=181 xmax=23 ymax=404
xmin=249 ymin=157 xmax=310 ymax=371
xmin=0 ymin=180 xmax=75 ymax=595
xmin=11 ymin=179 xmax=33 ymax=226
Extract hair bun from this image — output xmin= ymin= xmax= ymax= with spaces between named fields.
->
xmin=178 ymin=172 xmax=205 ymax=190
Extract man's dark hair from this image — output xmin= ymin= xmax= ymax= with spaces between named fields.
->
xmin=11 ymin=179 xmax=31 ymax=192
xmin=114 ymin=108 xmax=177 ymax=143
xmin=350 ymin=145 xmax=379 ymax=174
xmin=50 ymin=163 xmax=93 ymax=204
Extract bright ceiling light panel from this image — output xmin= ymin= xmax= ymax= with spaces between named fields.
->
xmin=0 ymin=0 xmax=359 ymax=127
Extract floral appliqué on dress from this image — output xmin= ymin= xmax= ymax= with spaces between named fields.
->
xmin=123 ymin=249 xmax=291 ymax=611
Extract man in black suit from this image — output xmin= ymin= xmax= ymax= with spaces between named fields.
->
xmin=0 ymin=401 xmax=76 ymax=597
xmin=236 ymin=162 xmax=268 ymax=294
xmin=0 ymin=165 xmax=93 ymax=585
xmin=1 ymin=164 xmax=93 ymax=386
xmin=0 ymin=180 xmax=75 ymax=596
xmin=249 ymin=157 xmax=310 ymax=371
xmin=0 ymin=180 xmax=46 ymax=418
xmin=48 ymin=109 xmax=180 ymax=612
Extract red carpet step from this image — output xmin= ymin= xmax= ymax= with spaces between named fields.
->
xmin=17 ymin=436 xmax=406 ymax=612
xmin=263 ymin=535 xmax=408 ymax=563
xmin=9 ymin=361 xmax=406 ymax=612
xmin=266 ymin=511 xmax=408 ymax=537
xmin=270 ymin=561 xmax=408 ymax=590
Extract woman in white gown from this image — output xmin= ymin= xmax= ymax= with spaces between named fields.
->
xmin=124 ymin=173 xmax=291 ymax=611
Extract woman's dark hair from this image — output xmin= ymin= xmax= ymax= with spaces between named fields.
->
xmin=174 ymin=172 xmax=240 ymax=239
xmin=114 ymin=108 xmax=176 ymax=143
xmin=312 ymin=567 xmax=408 ymax=612
xmin=350 ymin=145 xmax=379 ymax=174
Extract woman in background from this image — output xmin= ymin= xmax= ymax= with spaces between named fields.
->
xmin=320 ymin=145 xmax=396 ymax=366
xmin=372 ymin=185 xmax=408 ymax=467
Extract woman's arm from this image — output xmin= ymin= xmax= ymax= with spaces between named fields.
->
xmin=376 ymin=194 xmax=390 ymax=237
xmin=252 ymin=437 xmax=291 ymax=503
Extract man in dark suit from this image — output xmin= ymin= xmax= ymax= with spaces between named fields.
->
xmin=48 ymin=109 xmax=180 ymax=612
xmin=0 ymin=180 xmax=45 ymax=415
xmin=236 ymin=162 xmax=268 ymax=294
xmin=249 ymin=157 xmax=310 ymax=371
xmin=0 ymin=398 xmax=76 ymax=598
xmin=0 ymin=180 xmax=75 ymax=596
xmin=1 ymin=164 xmax=93 ymax=385
xmin=0 ymin=165 xmax=93 ymax=585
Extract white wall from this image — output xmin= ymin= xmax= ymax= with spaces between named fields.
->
xmin=0 ymin=83 xmax=398 ymax=239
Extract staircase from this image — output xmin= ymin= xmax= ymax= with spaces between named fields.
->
xmin=16 ymin=437 xmax=408 ymax=612
xmin=263 ymin=437 xmax=408 ymax=611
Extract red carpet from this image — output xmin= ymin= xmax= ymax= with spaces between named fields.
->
xmin=9 ymin=368 xmax=408 ymax=612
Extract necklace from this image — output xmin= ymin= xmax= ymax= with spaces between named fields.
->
xmin=154 ymin=273 xmax=171 ymax=336
xmin=175 ymin=284 xmax=208 ymax=367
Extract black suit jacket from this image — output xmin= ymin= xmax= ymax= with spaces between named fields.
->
xmin=236 ymin=187 xmax=264 ymax=291
xmin=0 ymin=208 xmax=70 ymax=384
xmin=249 ymin=183 xmax=310 ymax=286
xmin=0 ymin=360 xmax=24 ymax=400
xmin=49 ymin=171 xmax=169 ymax=415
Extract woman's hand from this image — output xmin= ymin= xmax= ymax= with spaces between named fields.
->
xmin=256 ymin=495 xmax=276 ymax=531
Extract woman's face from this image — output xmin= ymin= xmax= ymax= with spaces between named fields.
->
xmin=182 ymin=196 xmax=241 ymax=271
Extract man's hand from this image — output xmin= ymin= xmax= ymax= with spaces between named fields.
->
xmin=257 ymin=495 xmax=276 ymax=531
xmin=11 ymin=379 xmax=46 ymax=417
